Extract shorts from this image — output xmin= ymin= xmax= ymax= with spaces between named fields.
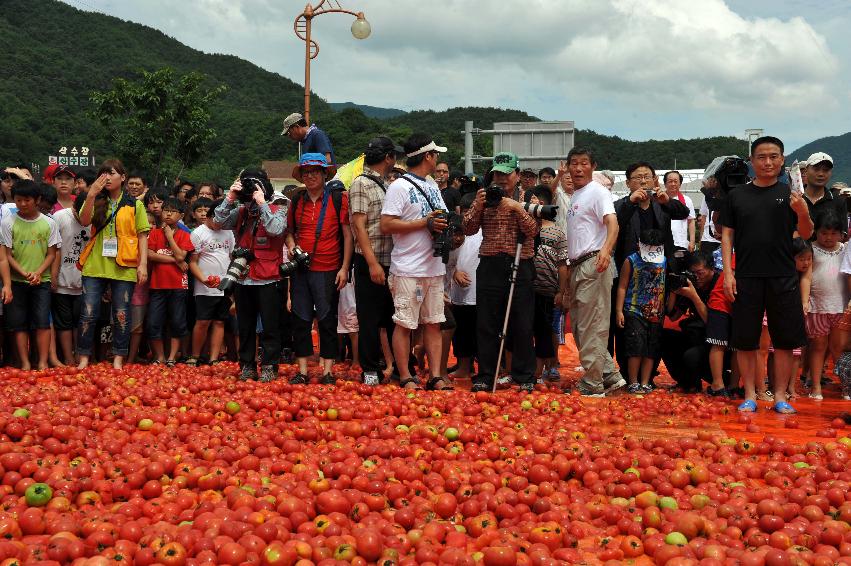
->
xmin=388 ymin=274 xmax=445 ymax=330
xmin=51 ymin=293 xmax=82 ymax=331
xmin=6 ymin=282 xmax=51 ymax=331
xmin=439 ymin=302 xmax=456 ymax=331
xmin=731 ymin=276 xmax=806 ymax=351
xmin=705 ymin=308 xmax=732 ymax=347
xmin=552 ymin=307 xmax=566 ymax=345
xmin=147 ymin=289 xmax=189 ymax=340
xmin=806 ymin=312 xmax=844 ymax=339
xmin=131 ymin=304 xmax=147 ymax=334
xmin=623 ymin=313 xmax=662 ymax=359
xmin=195 ymin=295 xmax=231 ymax=322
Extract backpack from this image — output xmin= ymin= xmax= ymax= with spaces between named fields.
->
xmin=289 ymin=179 xmax=346 ymax=249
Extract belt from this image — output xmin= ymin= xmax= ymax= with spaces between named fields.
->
xmin=570 ymin=250 xmax=600 ymax=266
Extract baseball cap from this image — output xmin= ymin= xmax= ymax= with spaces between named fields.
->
xmin=53 ymin=164 xmax=76 ymax=179
xmin=367 ymin=136 xmax=403 ymax=154
xmin=806 ymin=152 xmax=833 ymax=167
xmin=520 ymin=167 xmax=537 ymax=177
xmin=291 ymin=152 xmax=331 ymax=181
xmin=490 ymin=152 xmax=520 ymax=174
xmin=406 ymin=140 xmax=447 ymax=158
xmin=281 ymin=112 xmax=304 ymax=135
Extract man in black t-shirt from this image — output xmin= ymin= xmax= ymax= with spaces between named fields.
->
xmin=721 ymin=136 xmax=813 ymax=415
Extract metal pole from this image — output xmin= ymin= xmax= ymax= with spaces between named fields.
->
xmin=303 ymin=13 xmax=312 ymax=124
xmin=492 ymin=241 xmax=524 ymax=393
xmin=464 ymin=121 xmax=474 ymax=174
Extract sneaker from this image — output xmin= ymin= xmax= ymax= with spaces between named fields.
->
xmin=602 ymin=372 xmax=626 ymax=394
xmin=843 ymin=394 xmax=851 ymax=400
xmin=519 ymin=382 xmax=534 ymax=393
xmin=495 ymin=374 xmax=513 ymax=389
xmin=471 ymin=381 xmax=491 ymax=393
xmin=579 ymin=390 xmax=606 ymax=398
xmin=320 ymin=373 xmax=336 ymax=385
xmin=362 ymin=372 xmax=380 ymax=386
xmin=239 ymin=364 xmax=258 ymax=381
xmin=627 ymin=383 xmax=643 ymax=394
xmin=545 ymin=368 xmax=561 ymax=382
xmin=641 ymin=383 xmax=654 ymax=394
xmin=289 ymin=372 xmax=308 ymax=385
xmin=259 ymin=365 xmax=278 ymax=382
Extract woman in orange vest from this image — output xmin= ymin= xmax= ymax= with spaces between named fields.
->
xmin=77 ymin=159 xmax=150 ymax=369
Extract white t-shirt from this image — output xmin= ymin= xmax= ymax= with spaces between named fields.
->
xmin=813 ymin=243 xmax=845 ymax=314
xmin=699 ymin=200 xmax=719 ymax=244
xmin=450 ymin=229 xmax=481 ymax=305
xmin=670 ymin=193 xmax=695 ymax=249
xmin=190 ymin=224 xmax=235 ymax=297
xmin=565 ymin=180 xmax=616 ymax=261
xmin=53 ymin=208 xmax=91 ymax=295
xmin=0 ymin=202 xmax=17 ymax=223
xmin=381 ymin=174 xmax=447 ymax=278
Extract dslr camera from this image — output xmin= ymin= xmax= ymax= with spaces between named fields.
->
xmin=667 ymin=270 xmax=696 ymax=292
xmin=238 ymin=168 xmax=274 ymax=205
xmin=485 ymin=185 xmax=558 ymax=221
xmin=279 ymin=246 xmax=310 ymax=277
xmin=218 ymin=247 xmax=255 ymax=293
xmin=430 ymin=209 xmax=464 ymax=264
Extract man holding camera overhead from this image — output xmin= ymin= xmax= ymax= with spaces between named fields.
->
xmin=286 ymin=153 xmax=352 ymax=386
xmin=212 ymin=169 xmax=287 ymax=382
xmin=463 ymin=152 xmax=540 ymax=392
xmin=380 ymin=134 xmax=451 ymax=391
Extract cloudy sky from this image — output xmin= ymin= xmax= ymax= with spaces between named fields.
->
xmin=61 ymin=0 xmax=850 ymax=151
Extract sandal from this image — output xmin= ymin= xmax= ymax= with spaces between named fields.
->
xmin=425 ymin=376 xmax=454 ymax=391
xmin=399 ymin=375 xmax=421 ymax=390
xmin=184 ymin=357 xmax=198 ymax=367
xmin=773 ymin=401 xmax=797 ymax=414
xmin=737 ymin=399 xmax=758 ymax=413
xmin=165 ymin=360 xmax=176 ymax=368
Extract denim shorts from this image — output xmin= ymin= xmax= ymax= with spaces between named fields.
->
xmin=146 ymin=289 xmax=189 ymax=340
xmin=6 ymin=282 xmax=51 ymax=331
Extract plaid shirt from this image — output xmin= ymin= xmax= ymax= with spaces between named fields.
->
xmin=463 ymin=196 xmax=540 ymax=259
xmin=348 ymin=165 xmax=392 ymax=267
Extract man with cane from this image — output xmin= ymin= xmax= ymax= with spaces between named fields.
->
xmin=463 ymin=152 xmax=540 ymax=392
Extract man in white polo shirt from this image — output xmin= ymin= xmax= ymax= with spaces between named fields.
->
xmin=565 ymin=147 xmax=626 ymax=397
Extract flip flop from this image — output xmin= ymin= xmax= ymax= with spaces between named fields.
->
xmin=737 ymin=399 xmax=757 ymax=413
xmin=773 ymin=401 xmax=797 ymax=414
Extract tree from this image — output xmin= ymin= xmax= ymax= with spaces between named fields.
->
xmin=89 ymin=67 xmax=226 ymax=187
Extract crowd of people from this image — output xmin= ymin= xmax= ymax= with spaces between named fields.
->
xmin=2 ymin=114 xmax=851 ymax=411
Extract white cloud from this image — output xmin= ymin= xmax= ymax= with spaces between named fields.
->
xmin=63 ymin=0 xmax=849 ymax=149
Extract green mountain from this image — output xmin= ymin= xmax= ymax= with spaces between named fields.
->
xmin=329 ymin=102 xmax=406 ymax=120
xmin=787 ymin=132 xmax=851 ymax=185
xmin=0 ymin=0 xmax=761 ymax=185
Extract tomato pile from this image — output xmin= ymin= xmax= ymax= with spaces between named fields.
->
xmin=0 ymin=363 xmax=850 ymax=566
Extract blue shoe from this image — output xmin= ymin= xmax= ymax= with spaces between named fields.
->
xmin=773 ymin=401 xmax=797 ymax=414
xmin=737 ymin=399 xmax=757 ymax=412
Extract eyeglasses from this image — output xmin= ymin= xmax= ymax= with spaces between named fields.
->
xmin=690 ymin=267 xmax=711 ymax=278
xmin=629 ymin=174 xmax=654 ymax=182
xmin=300 ymin=169 xmax=324 ymax=177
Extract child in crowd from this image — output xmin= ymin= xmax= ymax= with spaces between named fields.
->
xmin=806 ymin=212 xmax=846 ymax=400
xmin=0 ymin=180 xmax=60 ymax=370
xmin=38 ymin=184 xmax=58 ymax=216
xmin=616 ymin=229 xmax=666 ymax=394
xmin=782 ymin=237 xmax=814 ymax=400
xmin=147 ymin=198 xmax=194 ymax=365
xmin=128 ymin=212 xmax=155 ymax=364
xmin=188 ymin=199 xmax=234 ymax=365
xmin=50 ymin=192 xmax=91 ymax=365
xmin=337 ymin=281 xmax=359 ymax=369
xmin=52 ymin=165 xmax=76 ymax=212
xmin=186 ymin=197 xmax=213 ymax=231
xmin=529 ymin=186 xmax=569 ymax=382
xmin=449 ymin=192 xmax=481 ymax=380
xmin=705 ymin=246 xmax=735 ymax=397
xmin=144 ymin=187 xmax=168 ymax=226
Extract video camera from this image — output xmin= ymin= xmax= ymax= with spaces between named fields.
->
xmin=701 ymin=156 xmax=750 ymax=213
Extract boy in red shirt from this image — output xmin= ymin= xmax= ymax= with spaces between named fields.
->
xmin=147 ymin=198 xmax=194 ymax=364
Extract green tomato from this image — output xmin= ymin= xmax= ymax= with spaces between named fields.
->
xmin=25 ymin=483 xmax=53 ymax=507
xmin=664 ymin=532 xmax=688 ymax=546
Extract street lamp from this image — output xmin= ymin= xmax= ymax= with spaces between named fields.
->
xmin=294 ymin=1 xmax=371 ymax=124
xmin=744 ymin=129 xmax=763 ymax=156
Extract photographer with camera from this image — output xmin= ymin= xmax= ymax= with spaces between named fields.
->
xmin=660 ymin=251 xmax=718 ymax=392
xmin=285 ymin=154 xmax=352 ymax=385
xmin=380 ymin=134 xmax=451 ymax=390
xmin=349 ymin=137 xmax=402 ymax=386
xmin=462 ymin=152 xmax=542 ymax=392
xmin=211 ymin=168 xmax=287 ymax=382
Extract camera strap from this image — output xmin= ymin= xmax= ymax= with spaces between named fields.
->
xmin=400 ymin=175 xmax=440 ymax=213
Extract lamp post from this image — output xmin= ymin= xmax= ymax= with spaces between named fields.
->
xmin=294 ymin=1 xmax=371 ymax=124
xmin=744 ymin=129 xmax=763 ymax=156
